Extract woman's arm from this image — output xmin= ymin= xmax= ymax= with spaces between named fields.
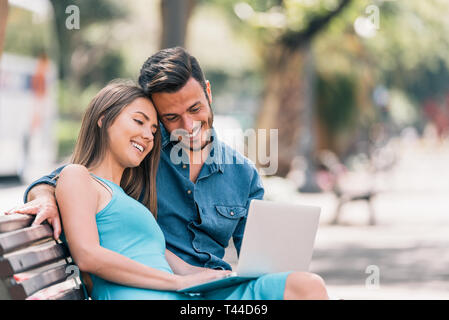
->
xmin=165 ymin=249 xmax=211 ymax=275
xmin=55 ymin=164 xmax=181 ymax=291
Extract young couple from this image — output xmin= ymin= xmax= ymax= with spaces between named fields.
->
xmin=7 ymin=47 xmax=329 ymax=300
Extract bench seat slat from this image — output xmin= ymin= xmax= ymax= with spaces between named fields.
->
xmin=0 ymin=224 xmax=53 ymax=255
xmin=8 ymin=264 xmax=70 ymax=299
xmin=0 ymin=243 xmax=69 ymax=277
xmin=0 ymin=215 xmax=34 ymax=233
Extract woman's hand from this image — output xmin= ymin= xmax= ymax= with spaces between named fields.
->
xmin=175 ymin=269 xmax=233 ymax=290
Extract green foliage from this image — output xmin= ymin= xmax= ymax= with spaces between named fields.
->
xmin=49 ymin=0 xmax=128 ymax=83
xmin=370 ymin=0 xmax=449 ymax=103
xmin=316 ymin=72 xmax=357 ymax=133
xmin=57 ymin=83 xmax=101 ymax=160
xmin=209 ymin=0 xmax=449 ymax=110
xmin=307 ymin=0 xmax=449 ymax=133
xmin=57 ymin=119 xmax=82 ymax=160
xmin=3 ymin=6 xmax=56 ymax=57
xmin=80 ymin=51 xmax=126 ymax=88
xmin=48 ymin=0 xmax=130 ymax=159
xmin=58 ymin=82 xmax=101 ymax=117
xmin=203 ymin=0 xmax=352 ymax=44
xmin=398 ymin=58 xmax=449 ymax=104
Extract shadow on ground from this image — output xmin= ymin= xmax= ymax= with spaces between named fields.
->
xmin=310 ymin=242 xmax=449 ymax=288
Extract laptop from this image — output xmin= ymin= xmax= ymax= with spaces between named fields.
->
xmin=177 ymin=199 xmax=321 ymax=294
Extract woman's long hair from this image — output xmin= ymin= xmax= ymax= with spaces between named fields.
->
xmin=71 ymin=80 xmax=161 ymax=218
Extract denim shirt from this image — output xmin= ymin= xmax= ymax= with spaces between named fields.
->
xmin=24 ymin=124 xmax=264 ymax=270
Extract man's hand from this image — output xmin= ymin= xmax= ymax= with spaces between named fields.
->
xmin=4 ymin=184 xmax=61 ymax=240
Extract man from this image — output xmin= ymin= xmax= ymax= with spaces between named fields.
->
xmin=7 ymin=47 xmax=328 ymax=299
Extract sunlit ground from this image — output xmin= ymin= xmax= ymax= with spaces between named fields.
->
xmin=224 ymin=134 xmax=449 ymax=299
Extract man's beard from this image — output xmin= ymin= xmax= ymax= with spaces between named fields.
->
xmin=179 ymin=111 xmax=214 ymax=152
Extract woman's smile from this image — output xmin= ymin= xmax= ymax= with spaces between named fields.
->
xmin=131 ymin=140 xmax=145 ymax=153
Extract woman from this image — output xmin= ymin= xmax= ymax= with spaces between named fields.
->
xmin=56 ymin=80 xmax=328 ymax=300
xmin=56 ymin=80 xmax=230 ymax=299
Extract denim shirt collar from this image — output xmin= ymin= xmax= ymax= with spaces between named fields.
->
xmin=159 ymin=122 xmax=224 ymax=174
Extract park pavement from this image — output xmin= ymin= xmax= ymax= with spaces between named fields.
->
xmin=224 ymin=135 xmax=449 ymax=300
xmin=1 ymin=135 xmax=448 ymax=300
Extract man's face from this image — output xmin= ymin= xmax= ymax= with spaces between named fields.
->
xmin=151 ymin=77 xmax=213 ymax=151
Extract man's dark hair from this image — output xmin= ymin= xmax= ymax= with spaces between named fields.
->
xmin=138 ymin=47 xmax=208 ymax=101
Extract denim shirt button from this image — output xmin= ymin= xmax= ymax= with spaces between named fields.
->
xmin=187 ymin=189 xmax=192 ymax=195
xmin=182 ymin=164 xmax=187 ymax=169
xmin=230 ymin=211 xmax=235 ymax=216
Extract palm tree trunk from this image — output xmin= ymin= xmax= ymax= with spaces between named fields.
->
xmin=257 ymin=42 xmax=319 ymax=184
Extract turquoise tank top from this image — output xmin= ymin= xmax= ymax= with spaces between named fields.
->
xmin=86 ymin=174 xmax=184 ymax=300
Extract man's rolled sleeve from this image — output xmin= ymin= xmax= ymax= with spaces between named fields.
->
xmin=23 ymin=165 xmax=66 ymax=203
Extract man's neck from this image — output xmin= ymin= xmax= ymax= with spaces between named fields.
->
xmin=188 ymin=141 xmax=212 ymax=167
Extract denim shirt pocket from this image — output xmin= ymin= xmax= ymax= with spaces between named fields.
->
xmin=215 ymin=205 xmax=247 ymax=220
xmin=209 ymin=205 xmax=246 ymax=246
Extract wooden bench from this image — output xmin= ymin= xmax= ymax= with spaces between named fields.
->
xmin=331 ymin=187 xmax=377 ymax=226
xmin=0 ymin=214 xmax=86 ymax=300
xmin=317 ymin=150 xmax=378 ymax=225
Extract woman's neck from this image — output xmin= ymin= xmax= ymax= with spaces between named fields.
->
xmin=88 ymin=154 xmax=124 ymax=185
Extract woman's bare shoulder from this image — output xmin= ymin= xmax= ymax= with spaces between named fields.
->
xmin=59 ymin=163 xmax=90 ymax=179
xmin=57 ymin=164 xmax=93 ymax=190
xmin=55 ymin=164 xmax=99 ymax=213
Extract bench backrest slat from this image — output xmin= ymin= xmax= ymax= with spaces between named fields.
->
xmin=0 ymin=243 xmax=69 ymax=276
xmin=0 ymin=215 xmax=34 ymax=233
xmin=0 ymin=224 xmax=53 ymax=255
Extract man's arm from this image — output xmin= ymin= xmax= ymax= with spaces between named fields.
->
xmin=23 ymin=165 xmax=65 ymax=202
xmin=5 ymin=165 xmax=66 ymax=240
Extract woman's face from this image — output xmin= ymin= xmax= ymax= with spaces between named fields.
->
xmin=105 ymin=97 xmax=158 ymax=168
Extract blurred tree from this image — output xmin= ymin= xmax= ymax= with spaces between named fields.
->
xmin=204 ymin=0 xmax=352 ymax=185
xmin=48 ymin=0 xmax=127 ymax=85
xmin=316 ymin=73 xmax=357 ymax=145
xmin=0 ymin=0 xmax=8 ymax=56
xmin=46 ymin=0 xmax=130 ymax=159
xmin=160 ymin=0 xmax=196 ymax=49
xmin=201 ymin=0 xmax=449 ymax=181
xmin=372 ymin=1 xmax=449 ymax=105
xmin=313 ymin=0 xmax=449 ymax=153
